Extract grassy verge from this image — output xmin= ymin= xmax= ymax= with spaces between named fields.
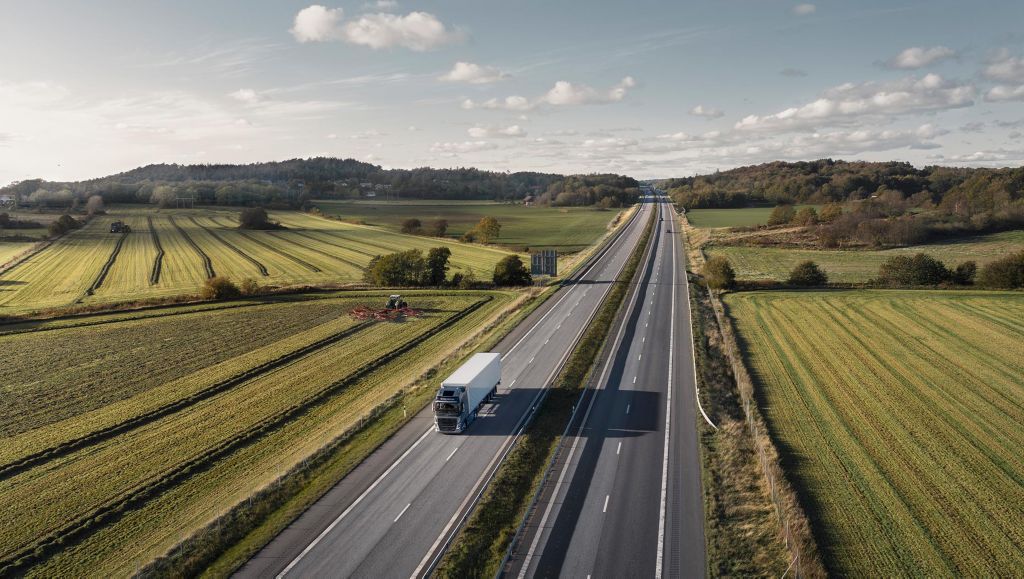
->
xmin=436 ymin=205 xmax=655 ymax=578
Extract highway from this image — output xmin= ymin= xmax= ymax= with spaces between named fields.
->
xmin=236 ymin=198 xmax=655 ymax=579
xmin=509 ymin=196 xmax=707 ymax=578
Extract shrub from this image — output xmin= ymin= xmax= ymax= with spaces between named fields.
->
xmin=430 ymin=219 xmax=449 ymax=237
xmin=703 ymin=256 xmax=736 ymax=289
xmin=473 ymin=216 xmax=501 ymax=243
xmin=239 ymin=278 xmax=261 ymax=296
xmin=364 ymin=249 xmax=426 ymax=286
xmin=951 ymin=261 xmax=977 ymax=285
xmin=200 ymin=276 xmax=241 ymax=300
xmin=767 ymin=204 xmax=796 ymax=226
xmin=977 ymin=251 xmax=1024 ymax=288
xmin=493 ymin=255 xmax=532 ymax=286
xmin=238 ymin=207 xmax=280 ymax=230
xmin=788 ymin=260 xmax=828 ymax=286
xmin=819 ymin=202 xmax=843 ymax=223
xmin=47 ymin=214 xmax=82 ymax=237
xmin=876 ymin=253 xmax=950 ymax=287
xmin=792 ymin=207 xmax=819 ymax=226
xmin=400 ymin=218 xmax=422 ymax=234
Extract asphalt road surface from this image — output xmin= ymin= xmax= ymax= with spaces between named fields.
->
xmin=236 ymin=198 xmax=655 ymax=579
xmin=511 ymin=196 xmax=707 ymax=579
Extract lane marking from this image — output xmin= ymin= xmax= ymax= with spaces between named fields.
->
xmin=276 ymin=428 xmax=433 ymax=578
xmin=633 ymin=376 xmax=637 ymax=384
xmin=626 ymin=403 xmax=631 ymax=415
xmin=394 ymin=503 xmax=412 ymax=523
xmin=616 ymin=441 xmax=622 ymax=455
xmin=638 ymin=353 xmax=642 ymax=361
xmin=446 ymin=448 xmax=458 ymax=462
xmin=603 ymin=495 xmax=610 ymax=513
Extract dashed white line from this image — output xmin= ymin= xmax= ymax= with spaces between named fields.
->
xmin=633 ymin=376 xmax=637 ymax=384
xmin=616 ymin=441 xmax=622 ymax=455
xmin=446 ymin=448 xmax=458 ymax=461
xmin=603 ymin=495 xmax=610 ymax=513
xmin=626 ymin=403 xmax=631 ymax=414
xmin=638 ymin=353 xmax=642 ymax=361
xmin=394 ymin=503 xmax=411 ymax=523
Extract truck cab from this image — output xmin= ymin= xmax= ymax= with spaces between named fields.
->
xmin=433 ymin=387 xmax=468 ymax=433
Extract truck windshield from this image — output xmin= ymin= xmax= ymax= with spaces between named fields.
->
xmin=434 ymin=401 xmax=461 ymax=414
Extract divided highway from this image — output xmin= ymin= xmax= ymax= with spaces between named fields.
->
xmin=237 ymin=198 xmax=656 ymax=578
xmin=509 ymin=196 xmax=707 ymax=578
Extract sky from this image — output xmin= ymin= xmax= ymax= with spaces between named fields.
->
xmin=2 ymin=0 xmax=1024 ymax=184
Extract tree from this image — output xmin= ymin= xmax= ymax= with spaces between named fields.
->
xmin=85 ymin=195 xmax=105 ymax=215
xmin=767 ymin=204 xmax=796 ymax=226
xmin=150 ymin=185 xmax=176 ymax=208
xmin=475 ymin=216 xmax=501 ymax=242
xmin=819 ymin=202 xmax=843 ymax=223
xmin=493 ymin=255 xmax=532 ymax=286
xmin=703 ymin=256 xmax=736 ymax=289
xmin=364 ymin=249 xmax=427 ymax=286
xmin=788 ymin=260 xmax=828 ymax=286
xmin=876 ymin=253 xmax=950 ymax=286
xmin=401 ymin=218 xmax=423 ymax=234
xmin=977 ymin=251 xmax=1024 ymax=288
xmin=430 ymin=219 xmax=449 ymax=237
xmin=47 ymin=214 xmax=81 ymax=237
xmin=951 ymin=261 xmax=977 ymax=285
xmin=200 ymin=276 xmax=241 ymax=300
xmin=423 ymin=247 xmax=452 ymax=286
xmin=238 ymin=207 xmax=279 ymax=229
xmin=792 ymin=206 xmax=819 ymax=226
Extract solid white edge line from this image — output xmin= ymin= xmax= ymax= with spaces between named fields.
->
xmin=655 ymin=200 xmax=674 ymax=579
xmin=276 ymin=427 xmax=433 ymax=578
xmin=516 ymin=202 xmax=656 ymax=579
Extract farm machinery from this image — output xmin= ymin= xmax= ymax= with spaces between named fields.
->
xmin=109 ymin=221 xmax=132 ymax=233
xmin=349 ymin=295 xmax=420 ymax=321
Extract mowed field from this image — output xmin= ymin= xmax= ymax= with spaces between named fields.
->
xmin=0 ymin=289 xmax=515 ymax=576
xmin=708 ymin=230 xmax=1024 ymax=283
xmin=685 ymin=205 xmax=819 ymax=228
xmin=0 ymin=208 xmax=515 ymax=316
xmin=313 ymin=199 xmax=620 ymax=252
xmin=724 ymin=290 xmax=1024 ymax=576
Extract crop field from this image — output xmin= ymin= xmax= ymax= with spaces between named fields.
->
xmin=708 ymin=229 xmax=1024 ymax=282
xmin=0 ymin=289 xmax=516 ymax=576
xmin=313 ymin=199 xmax=620 ymax=252
xmin=685 ymin=205 xmax=819 ymax=228
xmin=723 ymin=290 xmax=1024 ymax=576
xmin=0 ymin=242 xmax=35 ymax=267
xmin=0 ymin=208 xmax=516 ymax=316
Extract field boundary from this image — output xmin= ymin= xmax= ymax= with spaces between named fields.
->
xmin=288 ymin=229 xmax=378 ymax=258
xmin=237 ymin=231 xmax=321 ymax=273
xmin=268 ymin=231 xmax=364 ymax=270
xmin=190 ymin=217 xmax=269 ymax=277
xmin=679 ymin=210 xmax=824 ymax=577
xmin=170 ymin=216 xmax=215 ymax=279
xmin=148 ymin=217 xmax=165 ymax=284
xmin=0 ymin=297 xmax=491 ymax=576
xmin=0 ymin=320 xmax=376 ymax=481
xmin=84 ymin=230 xmax=128 ymax=296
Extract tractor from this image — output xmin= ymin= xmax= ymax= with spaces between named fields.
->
xmin=385 ymin=294 xmax=408 ymax=310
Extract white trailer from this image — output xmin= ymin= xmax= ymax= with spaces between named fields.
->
xmin=433 ymin=352 xmax=501 ymax=434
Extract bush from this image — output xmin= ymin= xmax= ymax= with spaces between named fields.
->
xmin=977 ymin=251 xmax=1024 ymax=288
xmin=401 ymin=218 xmax=422 ymax=234
xmin=703 ymin=256 xmax=736 ymax=289
xmin=819 ymin=202 xmax=843 ymax=223
xmin=767 ymin=204 xmax=796 ymax=226
xmin=492 ymin=255 xmax=532 ymax=286
xmin=430 ymin=219 xmax=449 ymax=237
xmin=792 ymin=207 xmax=819 ymax=226
xmin=200 ymin=276 xmax=241 ymax=300
xmin=238 ymin=207 xmax=280 ymax=230
xmin=951 ymin=261 xmax=977 ymax=285
xmin=47 ymin=214 xmax=82 ymax=237
xmin=788 ymin=260 xmax=828 ymax=286
xmin=876 ymin=253 xmax=950 ymax=287
xmin=364 ymin=249 xmax=426 ymax=286
xmin=239 ymin=278 xmax=261 ymax=296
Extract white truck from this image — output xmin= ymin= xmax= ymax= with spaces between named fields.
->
xmin=433 ymin=353 xmax=501 ymax=434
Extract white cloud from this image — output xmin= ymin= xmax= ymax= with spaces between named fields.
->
xmin=983 ymin=49 xmax=1024 ymax=83
xmin=736 ymin=74 xmax=974 ymax=131
xmin=229 ymin=88 xmax=261 ymax=104
xmin=463 ymin=77 xmax=635 ymax=111
xmin=689 ymin=104 xmax=724 ymax=118
xmin=342 ymin=12 xmax=459 ymax=51
xmin=364 ymin=0 xmax=398 ymax=10
xmin=407 ymin=125 xmax=420 ymax=131
xmin=792 ymin=4 xmax=816 ymax=15
xmin=430 ymin=141 xmax=498 ymax=155
xmin=351 ymin=129 xmax=385 ymax=139
xmin=439 ymin=62 xmax=508 ymax=84
xmin=291 ymin=5 xmax=345 ymax=43
xmin=986 ymin=84 xmax=1024 ymax=102
xmin=886 ymin=46 xmax=955 ymax=69
xmin=467 ymin=125 xmax=527 ymax=138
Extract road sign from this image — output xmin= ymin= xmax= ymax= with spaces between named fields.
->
xmin=531 ymin=249 xmax=557 ymax=276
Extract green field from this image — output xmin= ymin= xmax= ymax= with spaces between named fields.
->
xmin=708 ymin=230 xmax=1024 ymax=282
xmin=313 ymin=200 xmax=620 ymax=252
xmin=724 ymin=290 xmax=1024 ymax=576
xmin=0 ymin=289 xmax=515 ymax=576
xmin=0 ymin=208 xmax=515 ymax=316
xmin=685 ymin=205 xmax=819 ymax=228
xmin=0 ymin=242 xmax=35 ymax=267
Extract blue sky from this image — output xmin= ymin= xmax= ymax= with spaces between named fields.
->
xmin=2 ymin=0 xmax=1023 ymax=183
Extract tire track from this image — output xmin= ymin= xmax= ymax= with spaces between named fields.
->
xmin=237 ymin=230 xmax=321 ymax=273
xmin=169 ymin=216 xmax=215 ymax=279
xmin=148 ymin=217 xmax=164 ymax=285
xmin=189 ymin=217 xmax=269 ymax=277
xmin=84 ymin=230 xmax=128 ymax=296
xmin=288 ymin=229 xmax=378 ymax=259
xmin=268 ymin=231 xmax=365 ymax=270
xmin=0 ymin=296 xmax=491 ymax=575
xmin=0 ymin=320 xmax=375 ymax=482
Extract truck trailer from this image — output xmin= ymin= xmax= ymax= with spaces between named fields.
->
xmin=433 ymin=352 xmax=501 ymax=434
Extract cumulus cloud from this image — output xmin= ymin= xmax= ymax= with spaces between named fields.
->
xmin=430 ymin=140 xmax=498 ymax=155
xmin=290 ymin=6 xmax=458 ymax=50
xmin=291 ymin=5 xmax=345 ymax=43
xmin=792 ymin=4 xmax=816 ymax=15
xmin=986 ymin=84 xmax=1024 ymax=102
xmin=229 ymin=88 xmax=261 ymax=104
xmin=886 ymin=46 xmax=955 ymax=69
xmin=463 ymin=77 xmax=635 ymax=111
xmin=467 ymin=125 xmax=527 ymax=138
xmin=735 ymin=73 xmax=974 ymax=131
xmin=439 ymin=62 xmax=508 ymax=84
xmin=689 ymin=104 xmax=724 ymax=118
xmin=983 ymin=49 xmax=1024 ymax=83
